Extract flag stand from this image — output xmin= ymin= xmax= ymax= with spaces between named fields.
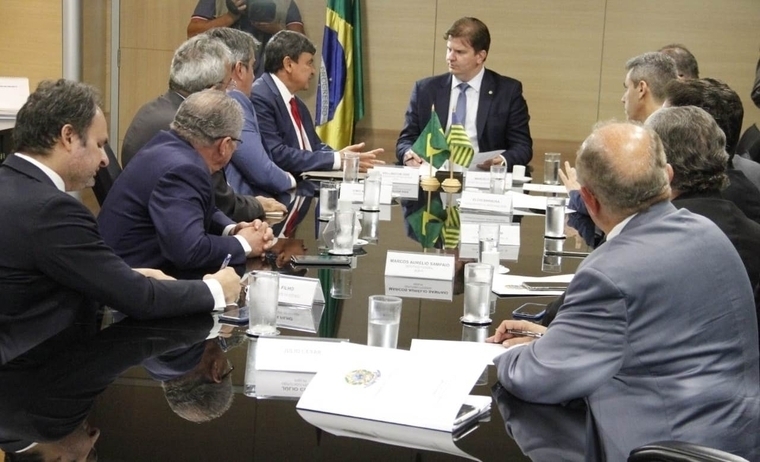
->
xmin=441 ymin=167 xmax=461 ymax=193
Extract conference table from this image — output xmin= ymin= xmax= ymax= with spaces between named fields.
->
xmin=1 ymin=180 xmax=593 ymax=461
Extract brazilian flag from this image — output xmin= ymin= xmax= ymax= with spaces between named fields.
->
xmin=315 ymin=0 xmax=364 ymax=148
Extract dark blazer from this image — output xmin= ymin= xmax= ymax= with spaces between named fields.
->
xmin=121 ymin=90 xmax=264 ymax=222
xmin=98 ymin=130 xmax=247 ymax=279
xmin=251 ymin=73 xmax=336 ymax=175
xmin=396 ymin=69 xmax=533 ymax=169
xmin=724 ymin=167 xmax=760 ymax=225
xmin=0 ymin=155 xmax=216 ymax=364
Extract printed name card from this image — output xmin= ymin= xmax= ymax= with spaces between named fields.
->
xmin=278 ymin=275 xmax=325 ymax=306
xmin=459 ymin=190 xmax=512 ymax=214
xmin=277 ymin=303 xmax=325 ymax=333
xmin=372 ymin=165 xmax=420 ymax=184
xmin=459 ymin=223 xmax=521 ymax=245
xmin=384 ymin=276 xmax=453 ymax=301
xmin=339 ymin=182 xmax=364 ymax=203
xmin=384 ymin=251 xmax=455 ymax=280
xmin=256 ymin=337 xmax=347 ymax=373
xmin=391 ymin=182 xmax=418 ymax=199
xmin=379 ymin=181 xmax=393 ymax=205
xmin=464 ymin=171 xmax=491 ymax=190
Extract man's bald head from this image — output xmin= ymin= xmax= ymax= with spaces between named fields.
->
xmin=576 ymin=122 xmax=670 ymax=217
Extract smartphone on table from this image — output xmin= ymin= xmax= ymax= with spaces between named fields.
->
xmin=512 ymin=302 xmax=547 ymax=321
xmin=219 ymin=305 xmax=249 ymax=324
xmin=290 ymin=255 xmax=352 ymax=267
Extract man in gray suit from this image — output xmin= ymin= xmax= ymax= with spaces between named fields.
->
xmin=488 ymin=122 xmax=759 ymax=461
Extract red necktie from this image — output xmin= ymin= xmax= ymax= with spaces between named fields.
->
xmin=289 ymin=97 xmax=304 ymax=148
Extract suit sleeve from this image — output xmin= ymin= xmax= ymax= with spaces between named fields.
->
xmin=252 ymin=90 xmax=336 ymax=174
xmin=500 ymin=81 xmax=533 ymax=168
xmin=396 ymin=81 xmax=423 ymax=164
xmin=149 ymin=164 xmax=248 ymax=269
xmin=227 ymin=92 xmax=294 ymax=194
xmin=212 ymin=170 xmax=265 ymax=222
xmin=494 ymin=266 xmax=627 ymax=404
xmin=31 ymin=195 xmax=215 ymax=319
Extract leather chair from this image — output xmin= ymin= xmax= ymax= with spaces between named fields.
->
xmin=92 ymin=143 xmax=122 ymax=206
xmin=628 ymin=441 xmax=749 ymax=462
xmin=737 ymin=123 xmax=760 ymax=164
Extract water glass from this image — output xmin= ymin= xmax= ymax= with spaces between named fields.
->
xmin=462 ymin=263 xmax=494 ymax=324
xmin=342 ymin=152 xmax=360 ymax=183
xmin=247 ymin=271 xmax=280 ymax=336
xmin=542 ymin=237 xmax=563 ymax=273
xmin=243 ymin=337 xmax=258 ymax=397
xmin=461 ymin=324 xmax=490 ymax=386
xmin=545 ymin=197 xmax=566 ymax=238
xmin=332 ymin=209 xmax=356 ymax=255
xmin=319 ymin=181 xmax=339 ymax=220
xmin=367 ymin=295 xmax=402 ymax=348
xmin=361 ymin=173 xmax=381 ymax=211
xmin=544 ymin=153 xmax=561 ymax=185
xmin=360 ymin=208 xmax=380 ymax=242
xmin=330 ymin=267 xmax=353 ymax=299
xmin=489 ymin=165 xmax=507 ymax=195
xmin=478 ymin=223 xmax=500 ymax=263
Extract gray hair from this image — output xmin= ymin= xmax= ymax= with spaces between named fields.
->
xmin=162 ymin=373 xmax=233 ymax=423
xmin=204 ymin=27 xmax=260 ymax=67
xmin=169 ymin=34 xmax=233 ymax=94
xmin=625 ymin=52 xmax=678 ymax=102
xmin=646 ymin=106 xmax=729 ymax=193
xmin=576 ymin=121 xmax=670 ymax=215
xmin=170 ymin=89 xmax=243 ymax=146
xmin=658 ymin=44 xmax=700 ymax=79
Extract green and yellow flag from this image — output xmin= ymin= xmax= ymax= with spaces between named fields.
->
xmin=441 ymin=205 xmax=461 ymax=249
xmin=407 ymin=195 xmax=445 ymax=248
xmin=411 ymin=110 xmax=450 ymax=169
xmin=447 ymin=113 xmax=474 ymax=167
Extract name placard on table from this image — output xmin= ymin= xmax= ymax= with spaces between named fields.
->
xmin=459 ymin=223 xmax=521 ymax=245
xmin=256 ymin=337 xmax=347 ymax=373
xmin=464 ymin=171 xmax=490 ymax=190
xmin=459 ymin=190 xmax=512 ymax=214
xmin=384 ymin=251 xmax=455 ymax=280
xmin=339 ymin=183 xmax=364 ymax=203
xmin=278 ymin=275 xmax=325 ymax=307
xmin=372 ymin=165 xmax=420 ymax=184
xmin=384 ymin=276 xmax=453 ymax=301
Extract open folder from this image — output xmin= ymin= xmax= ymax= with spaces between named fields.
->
xmin=296 ymin=343 xmax=491 ymax=433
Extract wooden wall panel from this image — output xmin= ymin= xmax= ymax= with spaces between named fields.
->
xmin=0 ymin=0 xmax=62 ymax=90
xmin=436 ymin=0 xmax=606 ymax=144
xmin=599 ymin=0 xmax=760 ymax=131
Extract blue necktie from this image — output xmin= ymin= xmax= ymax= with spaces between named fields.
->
xmin=454 ymin=82 xmax=469 ymax=125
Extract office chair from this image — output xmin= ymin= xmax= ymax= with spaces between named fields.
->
xmin=92 ymin=143 xmax=122 ymax=206
xmin=628 ymin=441 xmax=749 ymax=462
xmin=737 ymin=124 xmax=760 ymax=164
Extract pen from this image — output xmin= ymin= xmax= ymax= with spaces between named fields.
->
xmin=219 ymin=253 xmax=232 ymax=270
xmin=543 ymin=250 xmax=591 ymax=258
xmin=506 ymin=329 xmax=544 ymax=339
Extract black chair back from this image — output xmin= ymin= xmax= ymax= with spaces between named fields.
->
xmin=737 ymin=123 xmax=760 ymax=164
xmin=92 ymin=143 xmax=122 ymax=206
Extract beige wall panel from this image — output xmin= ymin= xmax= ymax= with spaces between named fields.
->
xmin=121 ymin=0 xmax=197 ymax=51
xmin=599 ymin=0 xmax=760 ymax=131
xmin=434 ymin=1 xmax=606 ymax=143
xmin=0 ymin=0 xmax=62 ymax=90
xmin=117 ymin=48 xmax=175 ymax=148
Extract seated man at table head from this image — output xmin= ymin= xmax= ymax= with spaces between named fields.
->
xmin=658 ymin=43 xmax=699 ymax=80
xmin=0 ymin=79 xmax=241 ymax=362
xmin=98 ymin=89 xmax=275 ymax=280
xmin=396 ymin=17 xmax=533 ymax=171
xmin=251 ymin=30 xmax=384 ymax=176
xmin=204 ymin=27 xmax=297 ymax=198
xmin=663 ymin=77 xmax=760 ymax=222
xmin=488 ymin=121 xmax=759 ymax=461
xmin=121 ymin=32 xmax=284 ymax=221
xmin=621 ymin=51 xmax=677 ymax=122
xmin=646 ymin=105 xmax=760 ymax=331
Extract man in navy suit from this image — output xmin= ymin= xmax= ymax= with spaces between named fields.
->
xmin=396 ymin=17 xmax=533 ymax=171
xmin=251 ymin=30 xmax=384 ymax=176
xmin=98 ymin=90 xmax=274 ymax=280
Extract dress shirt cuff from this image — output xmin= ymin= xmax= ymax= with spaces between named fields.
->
xmin=500 ymin=155 xmax=508 ymax=167
xmin=234 ymin=235 xmax=252 ymax=255
xmin=222 ymin=224 xmax=236 ymax=236
xmin=333 ymin=152 xmax=342 ymax=170
xmin=288 ymin=173 xmax=297 ymax=188
xmin=203 ymin=279 xmax=227 ymax=311
xmin=206 ymin=315 xmax=224 ymax=339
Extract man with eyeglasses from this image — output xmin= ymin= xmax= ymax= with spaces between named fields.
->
xmin=98 ymin=89 xmax=275 ymax=279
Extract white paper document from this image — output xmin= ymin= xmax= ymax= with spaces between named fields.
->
xmin=297 ymin=343 xmax=490 ymax=432
xmin=0 ymin=77 xmax=29 ymax=117
xmin=468 ymin=150 xmax=503 ymax=171
xmin=491 ymin=273 xmax=574 ymax=296
xmin=522 ymin=183 xmax=568 ymax=195
xmin=410 ymin=339 xmax=521 ymax=366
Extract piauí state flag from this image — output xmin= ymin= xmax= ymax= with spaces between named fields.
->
xmin=315 ymin=0 xmax=364 ymax=149
xmin=407 ymin=196 xmax=446 ymax=248
xmin=447 ymin=113 xmax=475 ymax=167
xmin=441 ymin=205 xmax=461 ymax=249
xmin=411 ymin=110 xmax=450 ymax=169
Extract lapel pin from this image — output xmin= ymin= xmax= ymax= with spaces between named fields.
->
xmin=488 ymin=90 xmax=493 ymax=95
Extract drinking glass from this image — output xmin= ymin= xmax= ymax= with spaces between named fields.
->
xmin=367 ymin=295 xmax=402 ymax=348
xmin=544 ymin=153 xmax=561 ymax=185
xmin=247 ymin=271 xmax=280 ymax=336
xmin=462 ymin=263 xmax=493 ymax=324
xmin=319 ymin=180 xmax=339 ymax=220
xmin=342 ymin=152 xmax=360 ymax=183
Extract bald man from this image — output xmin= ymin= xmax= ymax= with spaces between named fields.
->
xmin=488 ymin=122 xmax=760 ymax=461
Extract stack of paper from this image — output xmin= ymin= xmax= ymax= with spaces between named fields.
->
xmin=0 ymin=77 xmax=29 ymax=120
xmin=491 ymin=273 xmax=574 ymax=296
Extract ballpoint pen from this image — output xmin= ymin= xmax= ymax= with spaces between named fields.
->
xmin=506 ymin=329 xmax=544 ymax=339
xmin=219 ymin=253 xmax=232 ymax=270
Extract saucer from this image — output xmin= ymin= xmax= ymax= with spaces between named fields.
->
xmin=512 ymin=175 xmax=532 ymax=184
xmin=353 ymin=238 xmax=369 ymax=249
xmin=328 ymin=248 xmax=354 ymax=256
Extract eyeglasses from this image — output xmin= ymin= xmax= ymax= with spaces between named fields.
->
xmin=221 ymin=361 xmax=234 ymax=381
xmin=216 ymin=136 xmax=243 ymax=145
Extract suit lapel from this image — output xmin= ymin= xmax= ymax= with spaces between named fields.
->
xmin=435 ymin=75 xmax=452 ymax=128
xmin=264 ymin=73 xmax=300 ymax=145
xmin=477 ymin=70 xmax=494 ymax=140
xmin=2 ymin=154 xmax=58 ymax=188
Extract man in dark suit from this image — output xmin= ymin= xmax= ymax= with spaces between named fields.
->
xmin=396 ymin=17 xmax=532 ymax=171
xmin=0 ymin=79 xmax=241 ymax=362
xmin=648 ymin=105 xmax=760 ymax=339
xmin=98 ymin=90 xmax=274 ymax=280
xmin=251 ymin=30 xmax=383 ymax=176
xmin=489 ymin=122 xmax=759 ymax=461
xmin=120 ymin=33 xmax=285 ymax=221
